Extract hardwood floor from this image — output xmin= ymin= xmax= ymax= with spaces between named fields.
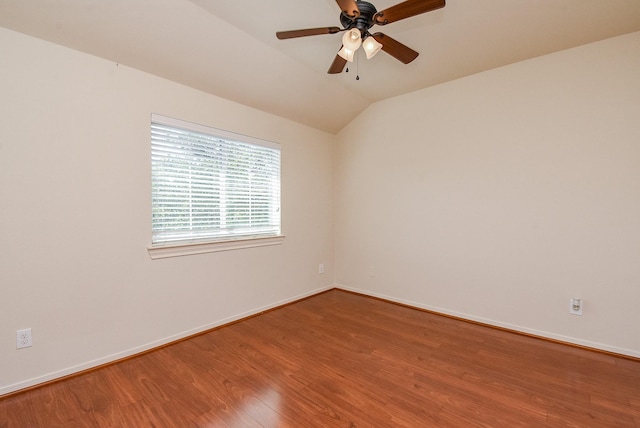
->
xmin=2 ymin=289 xmax=639 ymax=427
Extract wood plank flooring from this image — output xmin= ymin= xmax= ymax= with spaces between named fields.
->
xmin=2 ymin=289 xmax=639 ymax=427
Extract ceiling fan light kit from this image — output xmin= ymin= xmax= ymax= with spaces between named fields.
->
xmin=276 ymin=0 xmax=445 ymax=74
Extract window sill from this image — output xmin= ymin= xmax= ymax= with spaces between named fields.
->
xmin=147 ymin=235 xmax=285 ymax=259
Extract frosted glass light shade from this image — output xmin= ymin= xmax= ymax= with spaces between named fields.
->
xmin=338 ymin=46 xmax=355 ymax=62
xmin=362 ymin=36 xmax=383 ymax=59
xmin=341 ymin=28 xmax=362 ymax=51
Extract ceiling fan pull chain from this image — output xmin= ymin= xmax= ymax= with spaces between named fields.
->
xmin=356 ymin=50 xmax=360 ymax=80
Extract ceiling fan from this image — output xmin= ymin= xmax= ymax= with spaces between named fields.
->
xmin=276 ymin=0 xmax=445 ymax=74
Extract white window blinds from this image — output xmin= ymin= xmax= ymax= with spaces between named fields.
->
xmin=151 ymin=114 xmax=281 ymax=246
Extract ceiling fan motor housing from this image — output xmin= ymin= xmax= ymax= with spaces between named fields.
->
xmin=341 ymin=1 xmax=377 ymax=37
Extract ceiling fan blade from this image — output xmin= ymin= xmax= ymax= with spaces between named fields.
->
xmin=372 ymin=33 xmax=419 ymax=64
xmin=374 ymin=0 xmax=445 ymax=25
xmin=335 ymin=0 xmax=360 ymax=18
xmin=328 ymin=51 xmax=347 ymax=74
xmin=276 ymin=27 xmax=342 ymax=40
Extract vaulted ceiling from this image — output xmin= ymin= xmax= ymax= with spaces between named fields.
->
xmin=1 ymin=0 xmax=639 ymax=133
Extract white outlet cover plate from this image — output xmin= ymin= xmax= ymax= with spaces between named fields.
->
xmin=17 ymin=328 xmax=32 ymax=349
xmin=569 ymin=299 xmax=583 ymax=316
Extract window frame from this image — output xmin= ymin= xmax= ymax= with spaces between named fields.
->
xmin=148 ymin=114 xmax=284 ymax=259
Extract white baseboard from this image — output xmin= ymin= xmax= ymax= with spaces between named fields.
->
xmin=0 ymin=285 xmax=335 ymax=396
xmin=5 ymin=282 xmax=635 ymax=396
xmin=335 ymin=284 xmax=640 ymax=359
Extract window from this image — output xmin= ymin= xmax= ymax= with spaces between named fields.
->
xmin=149 ymin=114 xmax=282 ymax=258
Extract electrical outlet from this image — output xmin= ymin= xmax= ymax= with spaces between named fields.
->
xmin=318 ymin=263 xmax=324 ymax=274
xmin=369 ymin=266 xmax=376 ymax=277
xmin=17 ymin=328 xmax=32 ymax=349
xmin=569 ymin=298 xmax=583 ymax=316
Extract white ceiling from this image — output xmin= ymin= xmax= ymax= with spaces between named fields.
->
xmin=1 ymin=0 xmax=639 ymax=133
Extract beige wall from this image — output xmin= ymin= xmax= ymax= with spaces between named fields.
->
xmin=0 ymin=28 xmax=335 ymax=394
xmin=335 ymin=31 xmax=640 ymax=357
